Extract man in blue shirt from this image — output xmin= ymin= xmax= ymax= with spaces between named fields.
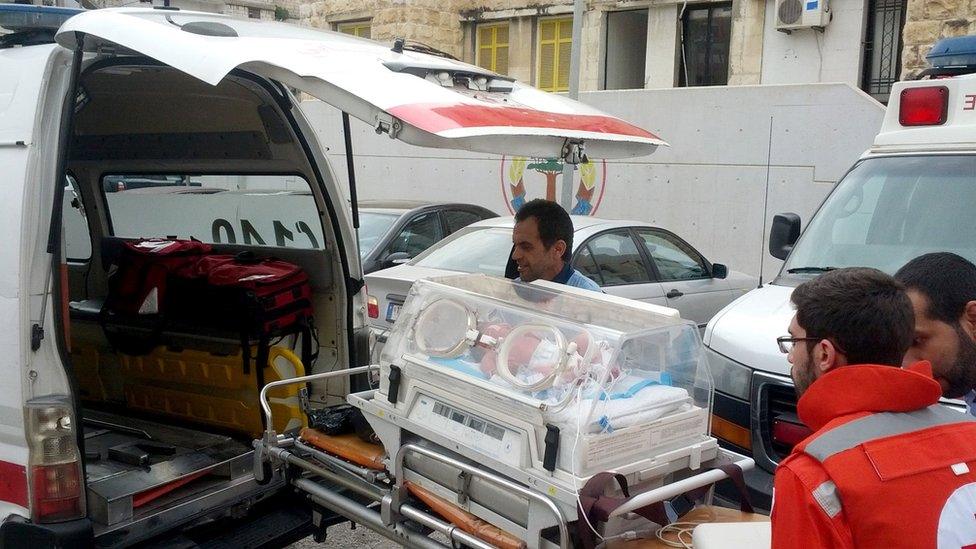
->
xmin=511 ymin=199 xmax=601 ymax=292
xmin=895 ymin=252 xmax=976 ymax=415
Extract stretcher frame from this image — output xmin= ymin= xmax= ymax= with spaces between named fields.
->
xmin=254 ymin=367 xmax=755 ymax=549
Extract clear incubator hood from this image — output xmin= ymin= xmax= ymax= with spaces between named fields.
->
xmin=366 ymin=274 xmax=717 ymax=495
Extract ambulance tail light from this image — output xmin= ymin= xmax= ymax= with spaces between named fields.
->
xmin=26 ymin=398 xmax=85 ymax=523
xmin=367 ymin=294 xmax=379 ymax=319
xmin=899 ymin=86 xmax=949 ymax=127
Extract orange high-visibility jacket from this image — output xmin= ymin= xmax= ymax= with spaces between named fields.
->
xmin=771 ymin=362 xmax=976 ymax=549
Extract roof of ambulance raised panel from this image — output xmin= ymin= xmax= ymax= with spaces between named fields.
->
xmin=56 ymin=9 xmax=666 ymax=160
xmin=873 ymin=76 xmax=976 ymax=153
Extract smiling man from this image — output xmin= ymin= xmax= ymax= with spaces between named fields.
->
xmin=510 ymin=199 xmax=601 ymax=291
xmin=896 ymin=252 xmax=976 ymax=415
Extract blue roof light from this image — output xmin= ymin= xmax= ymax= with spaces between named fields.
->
xmin=926 ymin=35 xmax=976 ymax=68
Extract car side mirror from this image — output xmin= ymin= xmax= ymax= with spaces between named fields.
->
xmin=769 ymin=213 xmax=801 ymax=261
xmin=384 ymin=251 xmax=411 ymax=267
xmin=711 ymin=263 xmax=728 ymax=279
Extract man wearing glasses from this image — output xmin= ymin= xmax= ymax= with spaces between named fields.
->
xmin=770 ymin=267 xmax=976 ymax=549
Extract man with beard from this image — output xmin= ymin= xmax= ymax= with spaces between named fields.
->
xmin=895 ymin=252 xmax=976 ymax=415
xmin=770 ymin=267 xmax=976 ymax=549
xmin=510 ymin=199 xmax=601 ymax=291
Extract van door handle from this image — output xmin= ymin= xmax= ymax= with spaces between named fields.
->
xmin=666 ymin=289 xmax=683 ymax=298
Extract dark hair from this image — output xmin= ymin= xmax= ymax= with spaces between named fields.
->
xmin=895 ymin=252 xmax=976 ymax=324
xmin=791 ymin=267 xmax=914 ymax=366
xmin=514 ymin=199 xmax=573 ymax=261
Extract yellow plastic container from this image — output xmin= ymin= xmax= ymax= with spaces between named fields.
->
xmin=121 ymin=346 xmax=307 ymax=437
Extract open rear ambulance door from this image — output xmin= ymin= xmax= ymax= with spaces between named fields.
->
xmin=55 ymin=8 xmax=666 ymax=162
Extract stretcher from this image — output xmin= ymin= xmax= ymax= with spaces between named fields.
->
xmin=251 ymin=275 xmax=757 ymax=548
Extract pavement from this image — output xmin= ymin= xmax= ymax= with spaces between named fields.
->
xmin=289 ymin=524 xmax=450 ymax=548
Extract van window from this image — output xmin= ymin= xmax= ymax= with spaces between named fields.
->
xmin=64 ymin=175 xmax=91 ymax=261
xmin=102 ymin=174 xmax=324 ymax=249
xmin=783 ymin=155 xmax=976 ymax=275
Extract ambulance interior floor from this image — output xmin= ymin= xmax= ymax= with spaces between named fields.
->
xmin=81 ymin=409 xmax=252 ymax=527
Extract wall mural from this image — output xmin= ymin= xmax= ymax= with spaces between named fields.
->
xmin=500 ymin=156 xmax=607 ymax=216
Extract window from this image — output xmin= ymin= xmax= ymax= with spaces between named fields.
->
xmin=583 ymin=230 xmax=651 ymax=286
xmin=247 ymin=7 xmax=261 ymax=19
xmin=387 ymin=212 xmax=443 ymax=258
xmin=414 ymin=227 xmax=511 ymax=276
xmin=102 ymin=174 xmax=324 ymax=250
xmin=477 ymin=23 xmax=509 ymax=75
xmin=572 ymin=245 xmax=603 ymax=285
xmin=638 ymin=231 xmax=709 ymax=281
xmin=861 ymin=0 xmax=906 ymax=103
xmin=537 ymin=17 xmax=572 ymax=92
xmin=783 ymin=156 xmax=976 ymax=274
xmin=64 ymin=175 xmax=91 ymax=261
xmin=679 ymin=4 xmax=732 ymax=87
xmin=338 ymin=21 xmax=371 ymax=39
xmin=604 ymin=10 xmax=648 ymax=90
xmin=358 ymin=212 xmax=399 ymax=258
xmin=443 ymin=209 xmax=484 ymax=234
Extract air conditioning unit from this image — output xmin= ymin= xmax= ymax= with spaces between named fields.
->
xmin=775 ymin=0 xmax=830 ymax=33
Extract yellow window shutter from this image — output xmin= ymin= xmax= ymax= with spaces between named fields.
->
xmin=539 ymin=42 xmax=555 ymax=90
xmin=496 ymin=45 xmax=509 ymax=75
xmin=557 ymin=40 xmax=571 ymax=91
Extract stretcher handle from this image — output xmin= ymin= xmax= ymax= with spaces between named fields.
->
xmin=260 ymin=364 xmax=379 ymax=437
xmin=608 ymin=454 xmax=755 ymax=519
xmin=394 ymin=443 xmax=571 ymax=549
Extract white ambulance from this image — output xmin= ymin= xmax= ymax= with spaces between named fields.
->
xmin=0 ymin=6 xmax=660 ymax=546
xmin=704 ymin=69 xmax=976 ymax=504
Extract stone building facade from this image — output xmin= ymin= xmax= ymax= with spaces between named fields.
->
xmin=298 ymin=0 xmax=891 ymax=98
xmin=902 ymin=0 xmax=976 ymax=78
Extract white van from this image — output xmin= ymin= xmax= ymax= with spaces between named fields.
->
xmin=0 ymin=6 xmax=659 ymax=546
xmin=704 ymin=73 xmax=976 ymax=505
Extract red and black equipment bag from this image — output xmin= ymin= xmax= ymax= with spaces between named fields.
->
xmin=103 ymin=239 xmax=316 ymax=382
xmin=101 ymin=239 xmax=213 ymax=354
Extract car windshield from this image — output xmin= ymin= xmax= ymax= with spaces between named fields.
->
xmin=413 ymin=227 xmax=512 ymax=275
xmin=782 ymin=155 xmax=976 ymax=276
xmin=358 ymin=212 xmax=399 ymax=258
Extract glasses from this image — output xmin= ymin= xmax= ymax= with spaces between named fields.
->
xmin=776 ymin=336 xmax=824 ymax=354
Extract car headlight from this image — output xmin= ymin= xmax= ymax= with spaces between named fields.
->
xmin=705 ymin=347 xmax=752 ymax=400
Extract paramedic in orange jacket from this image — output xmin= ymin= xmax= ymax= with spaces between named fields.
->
xmin=771 ymin=267 xmax=976 ymax=549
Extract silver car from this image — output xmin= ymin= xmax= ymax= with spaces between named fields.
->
xmin=366 ymin=216 xmax=757 ymax=346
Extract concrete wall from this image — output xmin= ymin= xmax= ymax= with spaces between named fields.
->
xmin=760 ymin=0 xmax=867 ymax=86
xmin=299 ymin=83 xmax=884 ymax=281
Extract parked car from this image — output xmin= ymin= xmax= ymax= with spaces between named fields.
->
xmin=366 ymin=215 xmax=757 ymax=346
xmin=358 ymin=200 xmax=497 ymax=273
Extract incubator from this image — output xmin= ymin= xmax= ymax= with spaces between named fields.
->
xmin=350 ymin=274 xmax=720 ymax=519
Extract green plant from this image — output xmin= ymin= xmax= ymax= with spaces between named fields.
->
xmin=274 ymin=6 xmax=289 ymax=21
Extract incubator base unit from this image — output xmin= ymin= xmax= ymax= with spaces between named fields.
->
xmin=351 ymin=274 xmax=719 ymax=520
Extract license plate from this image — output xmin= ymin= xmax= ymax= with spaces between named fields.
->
xmin=386 ymin=302 xmax=402 ymax=322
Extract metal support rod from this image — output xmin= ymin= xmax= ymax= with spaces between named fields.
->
xmin=395 ymin=443 xmax=570 ymax=549
xmin=559 ymin=0 xmax=587 ymax=210
xmin=272 ymin=447 xmax=386 ymax=502
xmin=295 ymin=478 xmax=447 ymax=549
xmin=342 ymin=112 xmax=360 ymax=231
xmin=294 ymin=440 xmax=388 ymax=483
xmin=260 ymin=365 xmax=378 ymax=432
xmin=399 ymin=505 xmax=497 ymax=549
xmin=608 ymin=456 xmax=756 ymax=518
